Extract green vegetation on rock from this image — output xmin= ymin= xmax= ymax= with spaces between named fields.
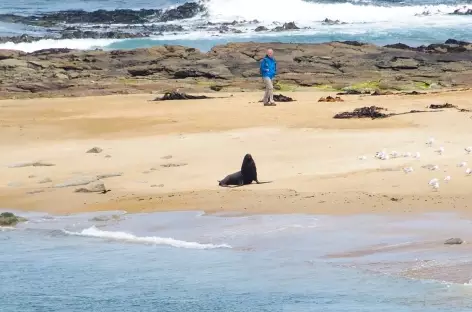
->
xmin=346 ymin=80 xmax=381 ymax=91
xmin=415 ymin=81 xmax=432 ymax=89
xmin=274 ymin=82 xmax=297 ymax=92
xmin=0 ymin=212 xmax=27 ymax=226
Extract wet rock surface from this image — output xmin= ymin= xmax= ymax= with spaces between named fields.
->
xmin=0 ymin=3 xmax=205 ymax=26
xmin=1 ymin=40 xmax=472 ymax=98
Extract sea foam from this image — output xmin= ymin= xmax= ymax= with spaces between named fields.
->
xmin=0 ymin=38 xmax=123 ymax=52
xmin=63 ymin=226 xmax=232 ymax=249
xmin=205 ymin=0 xmax=468 ymax=24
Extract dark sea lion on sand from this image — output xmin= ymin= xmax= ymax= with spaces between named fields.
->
xmin=218 ymin=154 xmax=271 ymax=187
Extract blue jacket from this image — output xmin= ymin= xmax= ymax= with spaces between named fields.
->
xmin=260 ymin=55 xmax=277 ymax=79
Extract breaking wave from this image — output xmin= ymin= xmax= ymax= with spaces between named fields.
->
xmin=63 ymin=226 xmax=232 ymax=249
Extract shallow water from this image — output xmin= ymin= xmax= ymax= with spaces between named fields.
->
xmin=1 ymin=209 xmax=472 ymax=311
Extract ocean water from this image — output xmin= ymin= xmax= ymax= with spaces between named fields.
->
xmin=0 ymin=0 xmax=471 ymax=52
xmin=2 ymin=209 xmax=472 ymax=311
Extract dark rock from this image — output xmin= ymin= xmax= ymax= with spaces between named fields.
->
xmin=255 ymin=26 xmax=268 ymax=32
xmin=28 ymin=48 xmax=74 ymax=56
xmin=60 ymin=30 xmax=148 ymax=40
xmin=384 ymin=43 xmax=413 ymax=50
xmin=322 ymin=18 xmax=345 ymax=25
xmin=159 ymin=2 xmax=205 ymax=22
xmin=0 ymin=3 xmax=204 ymax=27
xmin=0 ymin=9 xmax=162 ymax=26
xmin=153 ymin=91 xmax=209 ymax=101
xmin=86 ymin=147 xmax=103 ymax=153
xmin=174 ymin=68 xmax=229 ymax=79
xmin=0 ymin=34 xmax=46 ymax=44
xmin=273 ymin=94 xmax=295 ymax=102
xmin=339 ymin=41 xmax=365 ymax=47
xmin=0 ymin=212 xmax=27 ymax=226
xmin=445 ymin=39 xmax=470 ymax=46
xmin=273 ymin=22 xmax=299 ymax=31
xmin=450 ymin=8 xmax=472 ymax=15
xmin=444 ymin=238 xmax=463 ymax=245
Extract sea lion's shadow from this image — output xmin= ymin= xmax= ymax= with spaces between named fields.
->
xmin=219 ymin=181 xmax=273 ymax=188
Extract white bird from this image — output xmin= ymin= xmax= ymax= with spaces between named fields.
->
xmin=429 ymin=178 xmax=439 ymax=185
xmin=431 ymin=165 xmax=439 ymax=171
xmin=458 ymin=162 xmax=467 ymax=167
xmin=390 ymin=151 xmax=400 ymax=158
xmin=413 ymin=152 xmax=421 ymax=159
xmin=358 ymin=156 xmax=367 ymax=160
xmin=426 ymin=137 xmax=435 ymax=146
xmin=444 ymin=176 xmax=451 ymax=182
xmin=403 ymin=152 xmax=412 ymax=158
xmin=466 ymin=168 xmax=472 ymax=175
xmin=403 ymin=167 xmax=414 ymax=173
xmin=381 ymin=154 xmax=389 ymax=160
xmin=431 ymin=182 xmax=440 ymax=191
xmin=465 ymin=147 xmax=472 ymax=154
xmin=436 ymin=147 xmax=444 ymax=155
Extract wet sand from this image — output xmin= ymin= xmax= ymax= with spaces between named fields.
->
xmin=1 ymin=90 xmax=472 ymax=216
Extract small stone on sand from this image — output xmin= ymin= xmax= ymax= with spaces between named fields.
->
xmin=86 ymin=147 xmax=103 ymax=154
xmin=444 ymin=238 xmax=463 ymax=245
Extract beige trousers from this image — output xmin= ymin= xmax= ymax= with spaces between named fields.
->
xmin=262 ymin=77 xmax=274 ymax=104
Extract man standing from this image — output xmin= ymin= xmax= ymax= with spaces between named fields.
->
xmin=260 ymin=48 xmax=277 ymax=106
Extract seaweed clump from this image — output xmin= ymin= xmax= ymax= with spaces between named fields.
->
xmin=334 ymin=106 xmax=389 ymax=119
xmin=273 ymin=94 xmax=295 ymax=102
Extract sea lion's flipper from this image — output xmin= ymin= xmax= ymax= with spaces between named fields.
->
xmin=257 ymin=181 xmax=273 ymax=184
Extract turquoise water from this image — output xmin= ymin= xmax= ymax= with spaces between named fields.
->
xmin=2 ymin=210 xmax=472 ymax=311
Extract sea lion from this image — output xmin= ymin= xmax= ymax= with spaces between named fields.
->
xmin=240 ymin=153 xmax=259 ymax=184
xmin=218 ymin=154 xmax=269 ymax=187
xmin=218 ymin=171 xmax=245 ymax=187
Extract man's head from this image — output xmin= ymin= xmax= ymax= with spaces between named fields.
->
xmin=266 ymin=49 xmax=273 ymax=57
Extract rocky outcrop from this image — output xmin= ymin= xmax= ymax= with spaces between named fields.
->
xmin=0 ymin=2 xmax=205 ymax=26
xmin=272 ymin=22 xmax=300 ymax=32
xmin=450 ymin=8 xmax=472 ymax=15
xmin=322 ymin=18 xmax=346 ymax=25
xmin=1 ymin=40 xmax=472 ymax=98
xmin=0 ymin=212 xmax=27 ymax=226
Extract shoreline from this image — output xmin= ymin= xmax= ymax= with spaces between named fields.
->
xmin=2 ymin=90 xmax=472 ymax=217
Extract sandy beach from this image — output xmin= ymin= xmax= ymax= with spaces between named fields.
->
xmin=1 ymin=89 xmax=472 ymax=216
